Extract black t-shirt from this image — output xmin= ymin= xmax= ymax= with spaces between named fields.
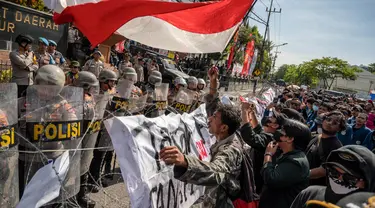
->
xmin=305 ymin=136 xmax=343 ymax=186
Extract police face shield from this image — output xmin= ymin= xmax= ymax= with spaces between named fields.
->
xmin=117 ymin=79 xmax=133 ymax=99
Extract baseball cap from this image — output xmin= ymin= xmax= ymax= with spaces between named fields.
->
xmin=323 ymin=150 xmax=364 ymax=179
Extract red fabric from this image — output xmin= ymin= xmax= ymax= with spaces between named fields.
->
xmin=233 ymin=199 xmax=259 ymax=208
xmin=53 ymin=0 xmax=253 ymax=47
xmin=115 ymin=40 xmax=125 ymax=53
xmin=241 ymin=36 xmax=255 ymax=75
xmin=227 ymin=29 xmax=239 ymax=69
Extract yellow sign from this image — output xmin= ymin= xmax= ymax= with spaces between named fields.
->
xmin=155 ymin=101 xmax=167 ymax=110
xmin=86 ymin=120 xmax=102 ymax=134
xmin=173 ymin=102 xmax=191 ymax=113
xmin=29 ymin=121 xmax=82 ymax=142
xmin=254 ymin=69 xmax=261 ymax=76
xmin=0 ymin=127 xmax=15 ymax=148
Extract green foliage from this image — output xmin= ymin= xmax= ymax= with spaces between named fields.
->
xmin=283 ymin=64 xmax=318 ymax=86
xmin=368 ymin=63 xmax=375 ymax=73
xmin=8 ymin=0 xmax=47 ymax=12
xmin=282 ymin=57 xmax=361 ymax=89
xmin=0 ymin=69 xmax=12 ymax=83
xmin=274 ymin=64 xmax=288 ymax=80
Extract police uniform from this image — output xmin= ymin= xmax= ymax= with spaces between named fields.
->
xmin=9 ymin=50 xmax=38 ymax=87
xmin=83 ymin=59 xmax=104 ymax=78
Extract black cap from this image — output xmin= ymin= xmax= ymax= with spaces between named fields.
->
xmin=15 ymin=34 xmax=34 ymax=45
xmin=323 ymin=150 xmax=364 ymax=179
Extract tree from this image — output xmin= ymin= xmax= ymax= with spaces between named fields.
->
xmin=8 ymin=0 xmax=47 ymax=11
xmin=274 ymin=64 xmax=288 ymax=80
xmin=303 ymin=57 xmax=362 ymax=89
xmin=283 ymin=64 xmax=318 ymax=86
xmin=368 ymin=63 xmax=375 ymax=73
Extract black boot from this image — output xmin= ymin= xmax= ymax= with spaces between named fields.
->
xmin=77 ymin=175 xmax=96 ymax=208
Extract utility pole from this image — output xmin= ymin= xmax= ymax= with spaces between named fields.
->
xmin=252 ymin=0 xmax=281 ymax=93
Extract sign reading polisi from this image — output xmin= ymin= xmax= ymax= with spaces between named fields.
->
xmin=26 ymin=120 xmax=82 ymax=142
xmin=0 ymin=0 xmax=68 ymax=53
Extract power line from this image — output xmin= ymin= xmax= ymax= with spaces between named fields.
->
xmin=258 ymin=0 xmax=267 ymax=8
xmin=249 ymin=16 xmax=267 ymax=25
xmin=250 ymin=11 xmax=267 ymax=24
xmin=275 ymin=0 xmax=281 ymax=9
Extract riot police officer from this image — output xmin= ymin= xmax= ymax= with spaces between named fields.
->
xmin=197 ymin=78 xmax=206 ymax=92
xmin=187 ymin=76 xmax=198 ymax=91
xmin=10 ymin=34 xmax=38 ymax=97
xmin=0 ymin=83 xmax=18 ymax=208
xmin=98 ymin=69 xmax=117 ymax=95
xmin=73 ymin=71 xmax=101 ymax=207
xmin=168 ymin=77 xmax=187 ymax=104
xmin=88 ymin=69 xmax=118 ymax=192
xmin=19 ymin=65 xmax=82 ymax=207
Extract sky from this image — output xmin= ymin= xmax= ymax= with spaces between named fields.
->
xmin=249 ymin=0 xmax=375 ymax=68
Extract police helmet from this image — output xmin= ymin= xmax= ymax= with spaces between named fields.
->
xmin=15 ymin=34 xmax=34 ymax=45
xmin=187 ymin=76 xmax=198 ymax=85
xmin=74 ymin=71 xmax=99 ymax=89
xmin=99 ymin=69 xmax=118 ymax=83
xmin=148 ymin=70 xmax=162 ymax=86
xmin=174 ymin=77 xmax=187 ymax=87
xmin=119 ymin=67 xmax=137 ymax=81
xmin=35 ymin=65 xmax=65 ymax=88
xmin=70 ymin=61 xmax=81 ymax=68
xmin=38 ymin=37 xmax=49 ymax=46
xmin=198 ymin=78 xmax=206 ymax=87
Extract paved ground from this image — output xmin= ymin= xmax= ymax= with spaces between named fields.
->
xmin=86 ymin=84 xmax=261 ymax=208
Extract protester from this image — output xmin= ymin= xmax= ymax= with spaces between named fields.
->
xmin=291 ymin=145 xmax=375 ymax=207
xmin=160 ymin=104 xmax=243 ymax=207
xmin=350 ymin=112 xmax=373 ymax=149
xmin=306 ymin=111 xmax=345 ymax=186
xmin=239 ymin=102 xmax=275 ymax=194
xmin=259 ymin=118 xmax=311 ymax=208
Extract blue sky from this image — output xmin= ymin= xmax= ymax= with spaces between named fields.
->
xmin=249 ymin=0 xmax=375 ymax=68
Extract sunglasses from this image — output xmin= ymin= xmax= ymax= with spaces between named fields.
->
xmin=326 ymin=166 xmax=360 ymax=187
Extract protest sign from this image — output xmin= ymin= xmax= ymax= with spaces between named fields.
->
xmin=104 ymin=104 xmax=212 ymax=208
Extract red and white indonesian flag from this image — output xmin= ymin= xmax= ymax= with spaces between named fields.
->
xmin=47 ymin=0 xmax=254 ymax=53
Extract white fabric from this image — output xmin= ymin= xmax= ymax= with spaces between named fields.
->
xmin=17 ymin=151 xmax=70 ymax=208
xmin=104 ymin=104 xmax=211 ymax=208
xmin=116 ymin=16 xmax=240 ymax=53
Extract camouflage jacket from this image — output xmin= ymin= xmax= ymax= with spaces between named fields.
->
xmin=174 ymin=133 xmax=243 ymax=208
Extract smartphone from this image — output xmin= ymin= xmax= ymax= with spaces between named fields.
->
xmin=273 ymin=98 xmax=278 ymax=103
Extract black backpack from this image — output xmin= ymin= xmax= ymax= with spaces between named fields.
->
xmin=229 ymin=131 xmax=259 ymax=203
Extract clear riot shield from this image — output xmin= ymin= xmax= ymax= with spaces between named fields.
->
xmin=0 ymin=83 xmax=18 ymax=208
xmin=22 ymin=85 xmax=83 ymax=204
xmin=97 ymin=80 xmax=133 ymax=152
xmin=81 ymin=93 xmax=108 ymax=175
xmin=171 ymin=88 xmax=195 ymax=114
xmin=147 ymin=83 xmax=168 ymax=117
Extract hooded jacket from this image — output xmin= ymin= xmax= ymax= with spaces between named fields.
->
xmin=290 ymin=145 xmax=375 ymax=208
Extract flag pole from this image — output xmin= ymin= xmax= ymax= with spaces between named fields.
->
xmin=214 ymin=0 xmax=259 ymax=66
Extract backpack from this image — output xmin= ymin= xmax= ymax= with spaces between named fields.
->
xmin=229 ymin=131 xmax=259 ymax=208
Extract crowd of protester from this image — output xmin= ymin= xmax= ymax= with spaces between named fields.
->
xmin=161 ymin=79 xmax=375 ymax=208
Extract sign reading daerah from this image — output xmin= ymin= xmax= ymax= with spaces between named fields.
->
xmin=0 ymin=0 xmax=68 ymax=53
xmin=104 ymin=104 xmax=211 ymax=208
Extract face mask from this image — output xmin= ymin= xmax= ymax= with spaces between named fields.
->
xmin=317 ymin=127 xmax=323 ymax=134
xmin=313 ymin=105 xmax=319 ymax=111
xmin=329 ymin=177 xmax=359 ymax=195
